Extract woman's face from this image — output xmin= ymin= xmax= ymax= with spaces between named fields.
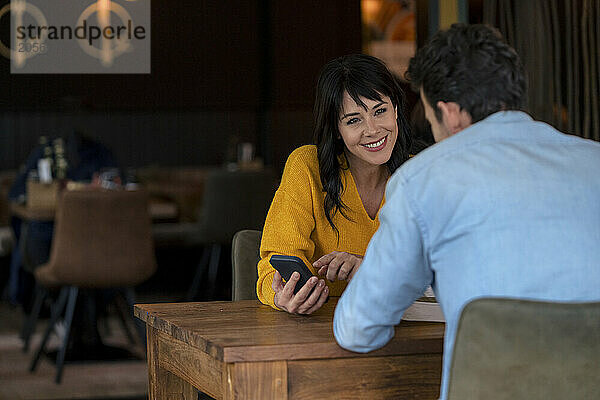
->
xmin=337 ymin=91 xmax=398 ymax=170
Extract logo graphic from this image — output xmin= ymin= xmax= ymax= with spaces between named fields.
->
xmin=3 ymin=0 xmax=150 ymax=74
xmin=0 ymin=0 xmax=47 ymax=67
xmin=76 ymin=0 xmax=135 ymax=67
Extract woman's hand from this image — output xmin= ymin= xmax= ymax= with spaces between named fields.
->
xmin=272 ymin=271 xmax=329 ymax=314
xmin=313 ymin=251 xmax=363 ymax=282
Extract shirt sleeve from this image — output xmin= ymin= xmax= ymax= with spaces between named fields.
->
xmin=333 ymin=172 xmax=433 ymax=352
xmin=256 ymin=149 xmax=318 ymax=309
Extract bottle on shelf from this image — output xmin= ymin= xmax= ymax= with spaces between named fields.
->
xmin=38 ymin=136 xmax=54 ymax=184
xmin=124 ymin=168 xmax=140 ymax=190
xmin=53 ymin=138 xmax=68 ymax=181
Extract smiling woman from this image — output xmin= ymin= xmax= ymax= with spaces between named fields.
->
xmin=256 ymin=54 xmax=413 ymax=314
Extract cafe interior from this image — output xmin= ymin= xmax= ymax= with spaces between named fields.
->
xmin=0 ymin=0 xmax=599 ymax=399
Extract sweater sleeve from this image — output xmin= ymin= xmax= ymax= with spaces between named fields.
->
xmin=256 ymin=147 xmax=319 ymax=308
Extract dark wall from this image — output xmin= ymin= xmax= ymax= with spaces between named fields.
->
xmin=267 ymin=2 xmax=362 ymax=170
xmin=0 ymin=1 xmax=361 ymax=172
xmin=0 ymin=1 xmax=261 ymax=110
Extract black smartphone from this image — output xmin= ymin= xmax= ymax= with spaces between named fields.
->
xmin=269 ymin=255 xmax=315 ymax=294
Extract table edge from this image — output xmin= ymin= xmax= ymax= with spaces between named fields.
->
xmin=134 ymin=303 xmax=444 ymax=363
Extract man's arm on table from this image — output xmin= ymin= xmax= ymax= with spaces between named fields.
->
xmin=334 ymin=173 xmax=432 ymax=352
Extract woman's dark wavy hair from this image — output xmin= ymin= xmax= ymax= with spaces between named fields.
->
xmin=406 ymin=23 xmax=527 ymax=123
xmin=313 ymin=54 xmax=412 ymax=235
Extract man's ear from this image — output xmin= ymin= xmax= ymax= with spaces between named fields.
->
xmin=437 ymin=101 xmax=472 ymax=135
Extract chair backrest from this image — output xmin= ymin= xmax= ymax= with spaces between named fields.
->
xmin=45 ymin=189 xmax=157 ymax=288
xmin=447 ymin=298 xmax=600 ymax=400
xmin=231 ymin=229 xmax=262 ymax=301
xmin=198 ymin=169 xmax=276 ymax=244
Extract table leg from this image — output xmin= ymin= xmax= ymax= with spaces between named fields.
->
xmin=146 ymin=325 xmax=197 ymax=400
xmin=224 ymin=361 xmax=288 ymax=400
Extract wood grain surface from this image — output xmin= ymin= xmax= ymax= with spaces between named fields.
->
xmin=225 ymin=361 xmax=288 ymax=399
xmin=287 ymin=354 xmax=442 ymax=399
xmin=135 ymin=299 xmax=444 ymax=363
xmin=137 ymin=300 xmax=445 ymax=400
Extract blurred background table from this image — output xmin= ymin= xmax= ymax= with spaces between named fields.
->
xmin=10 ymin=203 xmax=55 ymax=222
xmin=10 ymin=197 xmax=178 ymax=223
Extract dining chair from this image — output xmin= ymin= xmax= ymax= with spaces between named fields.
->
xmin=27 ymin=189 xmax=157 ymax=383
xmin=231 ymin=229 xmax=261 ymax=301
xmin=447 ymin=298 xmax=600 ymax=400
xmin=153 ymin=169 xmax=276 ymax=301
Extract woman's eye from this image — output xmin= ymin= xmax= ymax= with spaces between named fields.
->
xmin=374 ymin=107 xmax=387 ymax=116
xmin=346 ymin=117 xmax=360 ymax=125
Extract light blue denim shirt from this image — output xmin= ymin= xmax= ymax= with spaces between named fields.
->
xmin=334 ymin=111 xmax=600 ymax=399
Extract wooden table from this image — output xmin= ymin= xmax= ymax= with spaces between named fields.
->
xmin=10 ymin=199 xmax=178 ymax=222
xmin=134 ymin=299 xmax=445 ymax=400
xmin=9 ymin=203 xmax=55 ymax=221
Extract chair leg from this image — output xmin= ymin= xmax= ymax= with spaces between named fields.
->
xmin=21 ymin=283 xmax=48 ymax=352
xmin=98 ymin=298 xmax=112 ymax=338
xmin=123 ymin=288 xmax=147 ymax=348
xmin=114 ymin=290 xmax=138 ymax=346
xmin=55 ymin=287 xmax=78 ymax=384
xmin=205 ymin=244 xmax=221 ymax=300
xmin=186 ymin=246 xmax=211 ymax=301
xmin=29 ymin=287 xmax=69 ymax=372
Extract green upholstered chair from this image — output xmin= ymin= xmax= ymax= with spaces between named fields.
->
xmin=231 ymin=229 xmax=261 ymax=301
xmin=447 ymin=298 xmax=600 ymax=400
xmin=153 ymin=169 xmax=276 ymax=301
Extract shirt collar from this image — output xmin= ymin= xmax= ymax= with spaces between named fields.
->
xmin=478 ymin=110 xmax=532 ymax=124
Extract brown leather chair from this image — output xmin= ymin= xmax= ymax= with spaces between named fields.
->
xmin=231 ymin=229 xmax=261 ymax=301
xmin=447 ymin=298 xmax=600 ymax=400
xmin=28 ymin=189 xmax=157 ymax=383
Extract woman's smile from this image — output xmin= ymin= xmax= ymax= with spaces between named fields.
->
xmin=362 ymin=135 xmax=388 ymax=152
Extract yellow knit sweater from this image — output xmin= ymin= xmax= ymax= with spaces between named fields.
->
xmin=256 ymin=145 xmax=384 ymax=308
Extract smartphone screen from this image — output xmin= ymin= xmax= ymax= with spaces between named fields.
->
xmin=269 ymin=255 xmax=315 ymax=294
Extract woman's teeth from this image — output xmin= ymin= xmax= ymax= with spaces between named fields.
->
xmin=364 ymin=137 xmax=385 ymax=148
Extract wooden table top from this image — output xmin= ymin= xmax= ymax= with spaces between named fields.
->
xmin=10 ymin=203 xmax=55 ymax=221
xmin=134 ymin=300 xmax=445 ymax=364
xmin=10 ymin=200 xmax=177 ymax=222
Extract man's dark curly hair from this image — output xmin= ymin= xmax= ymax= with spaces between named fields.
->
xmin=406 ymin=23 xmax=527 ymax=123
